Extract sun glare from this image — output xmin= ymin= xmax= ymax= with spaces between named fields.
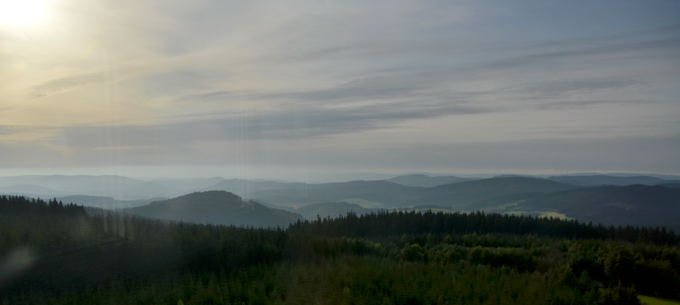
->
xmin=0 ymin=0 xmax=54 ymax=29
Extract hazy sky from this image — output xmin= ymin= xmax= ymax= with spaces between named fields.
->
xmin=1 ymin=0 xmax=679 ymax=179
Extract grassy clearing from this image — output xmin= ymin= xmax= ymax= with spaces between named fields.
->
xmin=639 ymin=295 xmax=680 ymax=305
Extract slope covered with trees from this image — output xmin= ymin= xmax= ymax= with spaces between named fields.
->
xmin=417 ymin=176 xmax=576 ymax=209
xmin=548 ymin=175 xmax=680 ymax=187
xmin=127 ymin=191 xmax=302 ymax=227
xmin=295 ymin=201 xmax=373 ymax=219
xmin=501 ymin=185 xmax=680 ymax=226
xmin=387 ymin=174 xmax=473 ymax=187
xmin=1 ymin=195 xmax=679 ymax=305
xmin=249 ymin=180 xmax=424 ymax=208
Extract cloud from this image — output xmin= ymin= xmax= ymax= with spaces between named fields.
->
xmin=518 ymin=78 xmax=641 ymax=97
xmin=0 ymin=125 xmax=54 ymax=142
xmin=475 ymin=37 xmax=680 ymax=74
xmin=364 ymin=135 xmax=680 ymax=174
xmin=58 ymin=99 xmax=488 ymax=149
xmin=536 ymin=99 xmax=643 ymax=110
xmin=30 ymin=73 xmax=107 ymax=98
xmin=1 ymin=0 xmax=679 ymax=174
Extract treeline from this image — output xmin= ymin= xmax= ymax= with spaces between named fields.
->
xmin=0 ymin=195 xmax=85 ymax=216
xmin=1 ymin=195 xmax=679 ymax=305
xmin=0 ymin=196 xmax=96 ymax=256
xmin=0 ymin=195 xmax=287 ymax=300
xmin=289 ymin=211 xmax=680 ymax=244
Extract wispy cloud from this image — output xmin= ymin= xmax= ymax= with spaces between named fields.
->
xmin=58 ymin=99 xmax=488 ymax=149
xmin=31 ymin=72 xmax=107 ymax=98
xmin=1 ymin=0 xmax=679 ymax=173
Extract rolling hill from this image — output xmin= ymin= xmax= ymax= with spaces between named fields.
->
xmin=512 ymin=185 xmax=680 ymax=226
xmin=249 ymin=180 xmax=424 ymax=208
xmin=127 ymin=191 xmax=302 ymax=227
xmin=0 ymin=175 xmax=223 ymax=200
xmin=296 ymin=202 xmax=374 ymax=219
xmin=0 ymin=175 xmax=144 ymax=196
xmin=247 ymin=177 xmax=576 ymax=210
xmin=0 ymin=184 xmax=70 ymax=197
xmin=416 ymin=176 xmax=577 ymax=209
xmin=57 ymin=195 xmax=156 ymax=210
xmin=206 ymin=178 xmax=306 ymax=198
xmin=387 ymin=174 xmax=473 ymax=187
xmin=548 ymin=175 xmax=679 ymax=186
xmin=3 ymin=174 xmax=679 ymax=227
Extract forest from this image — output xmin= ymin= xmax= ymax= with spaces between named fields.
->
xmin=1 ymin=195 xmax=679 ymax=305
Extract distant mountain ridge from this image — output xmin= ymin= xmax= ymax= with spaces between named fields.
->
xmin=57 ymin=195 xmax=156 ymax=210
xmin=506 ymin=185 xmax=680 ymax=226
xmin=2 ymin=174 xmax=680 ymax=228
xmin=0 ymin=184 xmax=69 ymax=197
xmin=0 ymin=175 xmax=222 ymax=200
xmin=387 ymin=174 xmax=473 ymax=187
xmin=249 ymin=180 xmax=424 ymax=208
xmin=296 ymin=202 xmax=374 ymax=220
xmin=414 ymin=176 xmax=576 ymax=209
xmin=206 ymin=178 xmax=306 ymax=198
xmin=548 ymin=175 xmax=680 ymax=186
xmin=127 ymin=191 xmax=302 ymax=228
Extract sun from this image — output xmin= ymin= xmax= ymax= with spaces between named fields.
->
xmin=0 ymin=0 xmax=55 ymax=29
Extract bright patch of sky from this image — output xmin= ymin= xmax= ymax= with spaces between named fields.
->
xmin=1 ymin=0 xmax=679 ymax=178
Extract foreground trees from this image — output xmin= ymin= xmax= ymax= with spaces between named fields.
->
xmin=1 ymin=195 xmax=678 ymax=304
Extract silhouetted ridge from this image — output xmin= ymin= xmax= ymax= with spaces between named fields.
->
xmin=548 ymin=175 xmax=680 ymax=186
xmin=0 ymin=195 xmax=86 ymax=216
xmin=415 ymin=176 xmax=575 ymax=209
xmin=128 ymin=191 xmax=301 ymax=227
xmin=387 ymin=174 xmax=472 ymax=187
xmin=289 ymin=211 xmax=679 ymax=244
xmin=518 ymin=184 xmax=680 ymax=226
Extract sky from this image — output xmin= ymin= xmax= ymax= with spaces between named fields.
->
xmin=1 ymin=0 xmax=679 ymax=180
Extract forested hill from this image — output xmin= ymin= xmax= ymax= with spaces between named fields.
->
xmin=245 ymin=176 xmax=576 ymax=209
xmin=296 ymin=201 xmax=373 ymax=219
xmin=127 ymin=191 xmax=302 ymax=227
xmin=248 ymin=180 xmax=423 ymax=207
xmin=2 ymin=195 xmax=680 ymax=305
xmin=387 ymin=174 xmax=472 ymax=187
xmin=2 ymin=175 xmax=679 ymax=229
xmin=515 ymin=185 xmax=680 ymax=226
xmin=0 ymin=195 xmax=86 ymax=216
xmin=548 ymin=175 xmax=680 ymax=186
xmin=415 ymin=176 xmax=576 ymax=208
xmin=288 ymin=211 xmax=679 ymax=244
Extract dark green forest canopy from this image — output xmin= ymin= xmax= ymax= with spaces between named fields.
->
xmin=1 ymin=195 xmax=679 ymax=305
xmin=288 ymin=211 xmax=679 ymax=244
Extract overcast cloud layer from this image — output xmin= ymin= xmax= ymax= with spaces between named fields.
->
xmin=1 ymin=0 xmax=679 ymax=178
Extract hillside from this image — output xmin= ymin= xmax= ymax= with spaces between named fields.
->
xmin=0 ymin=175 xmax=144 ymax=197
xmin=2 ymin=195 xmax=679 ymax=305
xmin=0 ymin=184 xmax=70 ymax=197
xmin=4 ymin=175 xmax=680 ymax=228
xmin=416 ymin=176 xmax=576 ymax=209
xmin=249 ymin=180 xmax=424 ymax=208
xmin=249 ymin=177 xmax=576 ymax=210
xmin=0 ymin=175 xmax=223 ymax=200
xmin=513 ymin=185 xmax=680 ymax=226
xmin=548 ymin=175 xmax=678 ymax=186
xmin=127 ymin=191 xmax=301 ymax=227
xmin=296 ymin=202 xmax=374 ymax=219
xmin=387 ymin=174 xmax=473 ymax=187
xmin=207 ymin=178 xmax=306 ymax=198
xmin=57 ymin=195 xmax=155 ymax=210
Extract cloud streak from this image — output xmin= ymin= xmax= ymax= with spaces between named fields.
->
xmin=1 ymin=0 xmax=679 ymax=174
xmin=59 ymin=99 xmax=488 ymax=149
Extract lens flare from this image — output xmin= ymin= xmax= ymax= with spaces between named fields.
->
xmin=0 ymin=0 xmax=55 ymax=29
